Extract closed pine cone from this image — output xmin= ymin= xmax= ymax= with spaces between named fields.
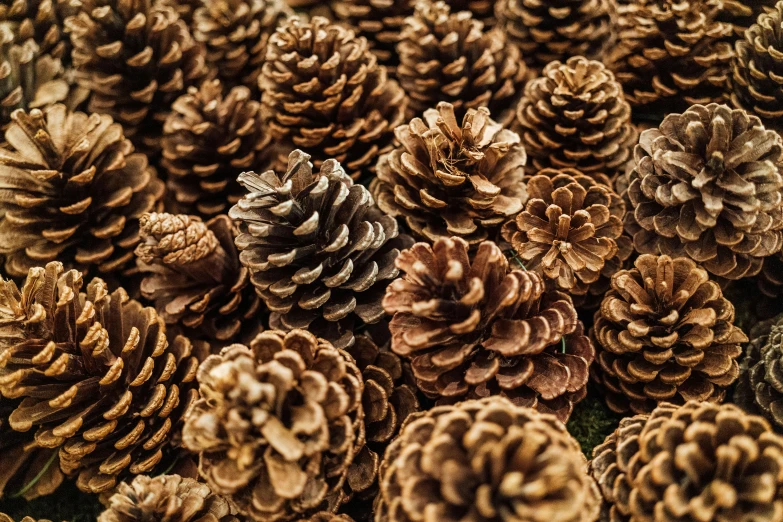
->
xmin=0 ymin=0 xmax=77 ymax=60
xmin=515 ymin=56 xmax=636 ymax=178
xmin=371 ymin=102 xmax=527 ymax=250
xmin=592 ymin=254 xmax=746 ymax=414
xmin=735 ymin=314 xmax=783 ymax=430
xmin=182 ymin=330 xmax=365 ymax=521
xmin=161 ymin=79 xmax=273 ymax=218
xmin=624 ymin=104 xmax=783 ymax=280
xmin=376 ymin=397 xmax=601 ymax=522
xmin=260 ymin=16 xmax=407 ymax=181
xmin=0 ymin=104 xmax=164 ymax=279
xmin=384 ymin=237 xmax=594 ymax=422
xmin=0 ymin=262 xmax=208 ymax=494
xmin=720 ymin=0 xmax=777 ymax=37
xmin=590 ymin=401 xmax=783 ymax=522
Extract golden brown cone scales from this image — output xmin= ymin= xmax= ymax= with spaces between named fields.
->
xmin=0 ymin=0 xmax=77 ymax=60
xmin=444 ymin=0 xmax=495 ymax=26
xmin=0 ymin=516 xmax=54 ymax=522
xmin=720 ymin=0 xmax=777 ymax=37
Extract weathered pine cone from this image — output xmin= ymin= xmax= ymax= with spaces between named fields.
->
xmin=371 ymin=102 xmax=527 ymax=250
xmin=624 ymin=104 xmax=783 ymax=280
xmin=0 ymin=0 xmax=77 ymax=60
xmin=182 ymin=330 xmax=365 ymax=521
xmin=735 ymin=314 xmax=783 ymax=430
xmin=376 ymin=397 xmax=601 ymax=522
xmin=384 ymin=237 xmax=594 ymax=422
xmin=590 ymin=401 xmax=783 ymax=522
xmin=0 ymin=104 xmax=164 ymax=279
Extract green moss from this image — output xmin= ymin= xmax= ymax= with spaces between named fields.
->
xmin=0 ymin=481 xmax=102 ymax=522
xmin=567 ymin=389 xmax=622 ymax=458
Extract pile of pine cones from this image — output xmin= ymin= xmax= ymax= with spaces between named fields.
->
xmin=3 ymin=0 xmax=783 ymax=521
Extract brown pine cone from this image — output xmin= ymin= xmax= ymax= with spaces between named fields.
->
xmin=735 ymin=314 xmax=783 ymax=430
xmin=624 ymin=104 xmax=783 ymax=280
xmin=0 ymin=0 xmax=77 ymax=60
xmin=0 ymin=516 xmax=52 ymax=522
xmin=182 ymin=330 xmax=365 ymax=521
xmin=444 ymin=0 xmax=495 ymax=26
xmin=136 ymin=212 xmax=264 ymax=345
xmin=260 ymin=16 xmax=407 ymax=181
xmin=514 ymin=56 xmax=636 ymax=178
xmin=384 ymin=237 xmax=594 ymax=422
xmin=155 ymin=0 xmax=202 ymax=24
xmin=376 ymin=397 xmax=601 ymax=522
xmin=757 ymin=252 xmax=783 ymax=298
xmin=590 ymin=401 xmax=783 ymax=522
xmin=229 ymin=149 xmax=408 ymax=350
xmin=0 ymin=104 xmax=164 ymax=279
xmin=300 ymin=515 xmax=354 ymax=522
xmin=720 ymin=0 xmax=777 ymax=37
xmin=0 ymin=262 xmax=208 ymax=493
xmin=371 ymin=102 xmax=527 ymax=250
xmin=161 ymin=79 xmax=273 ymax=218
xmin=591 ymin=254 xmax=746 ymax=414
xmin=396 ymin=1 xmax=526 ymax=123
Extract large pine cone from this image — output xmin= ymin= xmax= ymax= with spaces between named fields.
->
xmin=396 ymin=1 xmax=526 ymax=123
xmin=260 ymin=16 xmax=407 ymax=181
xmin=376 ymin=397 xmax=601 ymax=522
xmin=0 ymin=0 xmax=77 ymax=60
xmin=383 ymin=237 xmax=594 ymax=422
xmin=161 ymin=79 xmax=273 ymax=218
xmin=515 ymin=56 xmax=636 ymax=178
xmin=0 ymin=262 xmax=207 ymax=493
xmin=0 ymin=105 xmax=164 ymax=279
xmin=735 ymin=314 xmax=783 ymax=430
xmin=182 ymin=330 xmax=365 ymax=521
xmin=371 ymin=102 xmax=527 ymax=250
xmin=590 ymin=401 xmax=783 ymax=522
xmin=229 ymin=149 xmax=407 ymax=350
xmin=136 ymin=212 xmax=264 ymax=345
xmin=624 ymin=104 xmax=783 ymax=280
xmin=592 ymin=254 xmax=746 ymax=414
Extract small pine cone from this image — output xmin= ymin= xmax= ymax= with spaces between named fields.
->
xmin=0 ymin=0 xmax=77 ymax=60
xmin=590 ymin=401 xmax=783 ymax=522
xmin=136 ymin=212 xmax=264 ymax=345
xmin=371 ymin=102 xmax=527 ymax=250
xmin=514 ymin=56 xmax=636 ymax=178
xmin=376 ymin=397 xmax=601 ymax=522
xmin=396 ymin=1 xmax=526 ymax=123
xmin=182 ymin=330 xmax=365 ymax=521
xmin=383 ymin=237 xmax=594 ymax=422
xmin=260 ymin=16 xmax=407 ymax=181
xmin=591 ymin=254 xmax=746 ymax=414
xmin=161 ymin=79 xmax=273 ymax=218
xmin=735 ymin=314 xmax=783 ymax=429
xmin=229 ymin=149 xmax=408 ymax=350
xmin=0 ymin=262 xmax=208 ymax=493
xmin=625 ymin=104 xmax=783 ymax=280
xmin=0 ymin=105 xmax=164 ymax=279
xmin=98 ymin=474 xmax=239 ymax=522
xmin=720 ymin=0 xmax=777 ymax=37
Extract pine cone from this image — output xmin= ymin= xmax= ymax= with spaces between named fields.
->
xmin=136 ymin=212 xmax=264 ymax=345
xmin=155 ymin=0 xmax=202 ymax=24
xmin=260 ymin=16 xmax=407 ymax=181
xmin=229 ymin=149 xmax=408 ymax=350
xmin=99 ymin=474 xmax=239 ymax=522
xmin=444 ymin=0 xmax=495 ymax=26
xmin=0 ymin=104 xmax=164 ymax=279
xmin=182 ymin=330 xmax=365 ymax=521
xmin=0 ymin=516 xmax=52 ymax=522
xmin=384 ymin=237 xmax=594 ymax=422
xmin=161 ymin=79 xmax=273 ymax=218
xmin=624 ymin=104 xmax=783 ymax=280
xmin=720 ymin=0 xmax=777 ymax=37
xmin=514 ymin=56 xmax=636 ymax=178
xmin=396 ymin=1 xmax=526 ymax=123
xmin=0 ymin=262 xmax=208 ymax=493
xmin=300 ymin=515 xmax=354 ymax=522
xmin=756 ymin=252 xmax=783 ymax=298
xmin=371 ymin=102 xmax=527 ymax=250
xmin=0 ymin=0 xmax=77 ymax=60
xmin=590 ymin=401 xmax=783 ymax=522
xmin=376 ymin=397 xmax=601 ymax=522
xmin=735 ymin=314 xmax=783 ymax=430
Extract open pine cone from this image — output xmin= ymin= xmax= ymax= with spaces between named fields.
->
xmin=371 ymin=102 xmax=527 ymax=250
xmin=376 ymin=397 xmax=601 ymax=522
xmin=590 ymin=401 xmax=783 ymax=522
xmin=384 ymin=237 xmax=594 ymax=422
xmin=182 ymin=330 xmax=365 ymax=521
xmin=0 ymin=0 xmax=77 ymax=60
xmin=735 ymin=314 xmax=783 ymax=430
xmin=720 ymin=0 xmax=777 ymax=37
xmin=624 ymin=103 xmax=783 ymax=280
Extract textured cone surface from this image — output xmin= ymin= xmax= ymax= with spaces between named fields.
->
xmin=136 ymin=212 xmax=264 ymax=345
xmin=592 ymin=254 xmax=746 ymax=414
xmin=156 ymin=0 xmax=202 ymax=24
xmin=182 ymin=330 xmax=365 ymax=521
xmin=624 ymin=103 xmax=783 ymax=280
xmin=299 ymin=515 xmax=354 ymax=522
xmin=0 ymin=104 xmax=164 ymax=279
xmin=590 ymin=401 xmax=783 ymax=522
xmin=0 ymin=516 xmax=52 ymax=522
xmin=376 ymin=397 xmax=601 ymax=522
xmin=720 ymin=0 xmax=777 ymax=37
xmin=0 ymin=0 xmax=77 ymax=60
xmin=371 ymin=102 xmax=527 ymax=250
xmin=229 ymin=149 xmax=407 ymax=350
xmin=260 ymin=16 xmax=407 ymax=181
xmin=444 ymin=0 xmax=496 ymax=26
xmin=515 ymin=56 xmax=636 ymax=178
xmin=0 ymin=262 xmax=207 ymax=493
xmin=735 ymin=314 xmax=783 ymax=430
xmin=383 ymin=237 xmax=594 ymax=422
